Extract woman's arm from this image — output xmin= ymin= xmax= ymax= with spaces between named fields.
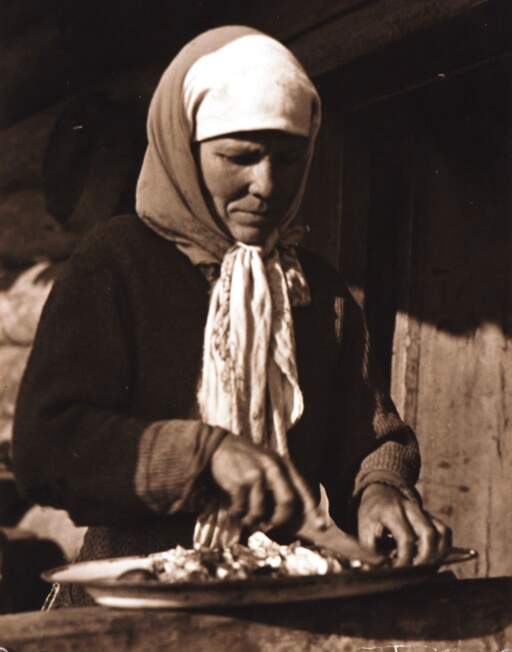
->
xmin=12 ymin=251 xmax=226 ymax=526
xmin=321 ymin=288 xmax=420 ymax=512
xmin=12 ymin=245 xmax=315 ymax=533
xmin=322 ymin=286 xmax=450 ymax=565
xmin=343 ymin=291 xmax=421 ymax=498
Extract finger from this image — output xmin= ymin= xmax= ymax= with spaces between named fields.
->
xmin=431 ymin=515 xmax=453 ymax=560
xmin=403 ymin=501 xmax=440 ymax=565
xmin=241 ymin=478 xmax=266 ymax=528
xmin=283 ymin=455 xmax=328 ymax=530
xmin=227 ymin=483 xmax=249 ymax=522
xmin=383 ymin=505 xmax=416 ymax=567
xmin=264 ymin=461 xmax=297 ymax=528
xmin=330 ymin=529 xmax=386 ymax=566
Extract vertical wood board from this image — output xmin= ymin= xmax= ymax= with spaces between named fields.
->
xmin=300 ymin=107 xmax=344 ymax=268
xmin=391 ymin=64 xmax=512 ymax=576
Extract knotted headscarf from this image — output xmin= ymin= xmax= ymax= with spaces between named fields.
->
xmin=135 ymin=26 xmax=321 ymax=546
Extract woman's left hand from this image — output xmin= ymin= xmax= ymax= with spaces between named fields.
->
xmin=357 ymin=483 xmax=452 ymax=567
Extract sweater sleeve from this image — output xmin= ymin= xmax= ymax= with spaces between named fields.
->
xmin=321 ymin=286 xmax=421 ymax=528
xmin=12 ymin=250 xmax=225 ymax=527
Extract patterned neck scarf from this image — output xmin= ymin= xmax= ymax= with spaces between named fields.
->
xmin=135 ymin=26 xmax=321 ymax=546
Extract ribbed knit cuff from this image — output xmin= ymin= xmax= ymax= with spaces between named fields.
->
xmin=353 ymin=469 xmax=421 ymax=504
xmin=346 ymin=470 xmax=421 ymax=532
xmin=354 ymin=432 xmax=420 ymax=490
xmin=134 ymin=420 xmax=228 ymax=515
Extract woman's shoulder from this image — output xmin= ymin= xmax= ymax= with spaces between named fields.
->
xmin=71 ymin=214 xmax=184 ymax=271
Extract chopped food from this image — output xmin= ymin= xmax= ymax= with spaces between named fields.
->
xmin=124 ymin=532 xmax=348 ymax=584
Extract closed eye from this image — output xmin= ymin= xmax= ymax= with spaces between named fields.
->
xmin=220 ymin=151 xmax=262 ymax=165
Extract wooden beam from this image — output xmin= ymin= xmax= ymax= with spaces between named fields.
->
xmin=316 ymin=0 xmax=512 ymax=112
xmin=287 ymin=0 xmax=491 ymax=76
xmin=227 ymin=0 xmax=368 ymax=41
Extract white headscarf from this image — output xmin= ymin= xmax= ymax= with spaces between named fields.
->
xmin=135 ymin=26 xmax=321 ymax=546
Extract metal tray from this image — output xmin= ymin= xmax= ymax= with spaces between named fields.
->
xmin=42 ymin=547 xmax=477 ymax=609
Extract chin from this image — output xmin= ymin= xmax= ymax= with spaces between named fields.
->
xmin=231 ymin=226 xmax=269 ymax=246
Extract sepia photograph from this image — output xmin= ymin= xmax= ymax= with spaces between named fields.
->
xmin=0 ymin=0 xmax=511 ymax=649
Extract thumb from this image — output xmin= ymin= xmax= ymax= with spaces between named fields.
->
xmin=358 ymin=518 xmax=385 ymax=554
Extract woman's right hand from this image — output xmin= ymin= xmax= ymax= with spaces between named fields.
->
xmin=210 ymin=434 xmax=317 ymax=531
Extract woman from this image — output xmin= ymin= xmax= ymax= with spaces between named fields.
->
xmin=13 ymin=26 xmax=449 ymax=607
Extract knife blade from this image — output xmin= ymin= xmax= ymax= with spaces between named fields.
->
xmin=281 ymin=454 xmax=385 ymax=568
xmin=298 ymin=511 xmax=387 ymax=569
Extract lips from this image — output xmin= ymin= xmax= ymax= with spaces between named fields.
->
xmin=229 ymin=210 xmax=273 ymax=226
xmin=229 ymin=202 xmax=281 ymax=216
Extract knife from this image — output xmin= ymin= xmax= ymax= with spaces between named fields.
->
xmin=282 ymin=455 xmax=386 ymax=569
xmin=297 ymin=509 xmax=387 ymax=569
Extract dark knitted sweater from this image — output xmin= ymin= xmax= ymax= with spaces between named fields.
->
xmin=13 ymin=215 xmax=420 ymax=606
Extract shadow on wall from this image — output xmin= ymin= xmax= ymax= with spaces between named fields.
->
xmin=337 ymin=60 xmax=512 ymax=382
xmin=404 ymin=62 xmax=511 ymax=338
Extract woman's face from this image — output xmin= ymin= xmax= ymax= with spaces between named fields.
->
xmin=197 ymin=130 xmax=309 ymax=245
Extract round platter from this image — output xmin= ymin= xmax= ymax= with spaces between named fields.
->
xmin=43 ymin=547 xmax=477 ymax=610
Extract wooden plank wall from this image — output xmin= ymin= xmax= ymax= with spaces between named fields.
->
xmin=326 ymin=60 xmax=512 ymax=577
xmin=390 ymin=64 xmax=512 ymax=577
xmin=298 ymin=108 xmax=344 ymax=269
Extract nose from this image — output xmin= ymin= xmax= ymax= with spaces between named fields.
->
xmin=248 ymin=157 xmax=274 ymax=199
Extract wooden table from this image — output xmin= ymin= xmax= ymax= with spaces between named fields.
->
xmin=1 ymin=576 xmax=512 ymax=651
